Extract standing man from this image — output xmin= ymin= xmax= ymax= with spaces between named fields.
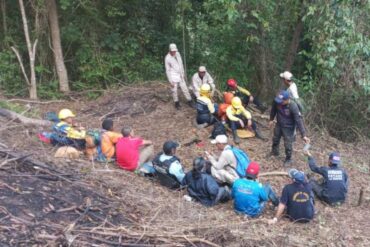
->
xmin=165 ymin=43 xmax=194 ymax=110
xmin=269 ymin=90 xmax=310 ymax=166
xmin=280 ymin=71 xmax=303 ymax=112
xmin=192 ymin=66 xmax=215 ymax=98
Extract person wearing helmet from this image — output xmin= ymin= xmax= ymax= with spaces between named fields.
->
xmin=195 ymin=84 xmax=217 ymax=126
xmin=226 ymin=97 xmax=265 ymax=144
xmin=226 ymin=78 xmax=267 ymax=113
xmin=268 ymin=168 xmax=315 ymax=224
xmin=232 ymin=162 xmax=279 ymax=217
xmin=304 ymin=150 xmax=348 ymax=206
xmin=280 ymin=71 xmax=304 ymax=112
xmin=182 ymin=157 xmax=231 ymax=206
xmin=52 ymin=109 xmax=86 ymax=149
xmin=165 ymin=43 xmax=194 ymax=110
xmin=192 ymin=66 xmax=215 ymax=98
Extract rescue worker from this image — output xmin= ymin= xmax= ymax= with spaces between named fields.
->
xmin=268 ymin=169 xmax=315 ymax=224
xmin=269 ymin=90 xmax=310 ymax=166
xmin=164 ymin=43 xmax=194 ymax=110
xmin=182 ymin=157 xmax=231 ymax=206
xmin=280 ymin=71 xmax=304 ymax=112
xmin=232 ymin=162 xmax=279 ymax=217
xmin=226 ymin=78 xmax=267 ymax=113
xmin=304 ymin=150 xmax=348 ymax=206
xmin=226 ymin=97 xmax=265 ymax=144
xmin=99 ymin=119 xmax=122 ymax=161
xmin=205 ymin=135 xmax=239 ymax=185
xmin=192 ymin=66 xmax=215 ymax=98
xmin=196 ymin=84 xmax=217 ymax=126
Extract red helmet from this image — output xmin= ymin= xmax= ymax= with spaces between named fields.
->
xmin=246 ymin=161 xmax=260 ymax=178
xmin=227 ymin=78 xmax=237 ymax=89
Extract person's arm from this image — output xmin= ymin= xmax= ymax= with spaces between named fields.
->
xmin=111 ymin=132 xmax=123 ymax=144
xmin=176 ymin=53 xmax=185 ymax=77
xmin=206 ymin=98 xmax=215 ymax=114
xmin=164 ymin=55 xmax=172 ymax=82
xmin=290 ymin=102 xmax=306 ymax=138
xmin=143 ymin=140 xmax=152 ymax=145
xmin=208 ymin=150 xmax=229 ymax=170
xmin=226 ymin=106 xmax=241 ymax=122
xmin=237 ymin=86 xmax=251 ymax=96
xmin=268 ymin=186 xmax=288 ymax=224
xmin=205 ymin=176 xmax=220 ymax=203
xmin=269 ymin=100 xmax=277 ymax=124
xmin=65 ymin=126 xmax=86 ymax=139
xmin=169 ymin=161 xmax=186 ymax=183
xmin=259 ymin=183 xmax=268 ymax=202
xmin=192 ymin=74 xmax=200 ymax=94
xmin=306 ymin=153 xmax=326 ymax=176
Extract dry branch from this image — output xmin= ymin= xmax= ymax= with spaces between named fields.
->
xmin=0 ymin=107 xmax=52 ymax=126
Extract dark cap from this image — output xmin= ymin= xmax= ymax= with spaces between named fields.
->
xmin=163 ymin=141 xmax=179 ymax=154
xmin=288 ymin=168 xmax=305 ymax=183
xmin=274 ymin=90 xmax=290 ymax=104
xmin=329 ymin=152 xmax=341 ymax=165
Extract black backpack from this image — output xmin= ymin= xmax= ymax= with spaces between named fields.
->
xmin=211 ymin=121 xmax=227 ymax=139
xmin=152 ymin=153 xmax=181 ymax=189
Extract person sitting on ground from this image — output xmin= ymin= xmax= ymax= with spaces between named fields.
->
xmin=182 ymin=157 xmax=231 ymax=206
xmin=192 ymin=66 xmax=215 ymax=98
xmin=226 ymin=97 xmax=265 ymax=144
xmin=152 ymin=141 xmax=186 ymax=187
xmin=218 ymin=91 xmax=234 ymax=123
xmin=268 ymin=169 xmax=315 ymax=224
xmin=116 ymin=126 xmax=154 ymax=172
xmin=304 ymin=150 xmax=348 ymax=206
xmin=226 ymin=78 xmax=267 ymax=113
xmin=205 ymin=135 xmax=239 ymax=185
xmin=52 ymin=108 xmax=86 ymax=150
xmin=99 ymin=119 xmax=122 ymax=162
xmin=196 ymin=84 xmax=218 ymax=126
xmin=232 ymin=162 xmax=279 ymax=217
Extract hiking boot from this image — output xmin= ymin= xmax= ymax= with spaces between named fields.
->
xmin=268 ymin=149 xmax=279 ymax=157
xmin=175 ymin=101 xmax=181 ymax=110
xmin=283 ymin=158 xmax=293 ymax=167
xmin=187 ymin=100 xmax=196 ymax=108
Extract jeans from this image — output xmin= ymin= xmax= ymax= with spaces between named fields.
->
xmin=196 ymin=113 xmax=217 ymax=125
xmin=214 ymin=186 xmax=232 ymax=205
xmin=264 ymin=183 xmax=279 ymax=206
xmin=272 ymin=124 xmax=294 ymax=160
xmin=228 ymin=114 xmax=257 ymax=133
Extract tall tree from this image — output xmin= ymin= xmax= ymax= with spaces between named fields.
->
xmin=46 ymin=0 xmax=69 ymax=92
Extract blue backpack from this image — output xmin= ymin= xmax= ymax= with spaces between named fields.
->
xmin=227 ymin=146 xmax=251 ymax=177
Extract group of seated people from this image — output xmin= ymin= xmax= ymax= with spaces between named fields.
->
xmin=41 ymin=109 xmax=349 ymax=224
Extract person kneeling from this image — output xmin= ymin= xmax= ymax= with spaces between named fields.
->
xmin=182 ymin=157 xmax=231 ymax=206
xmin=232 ymin=162 xmax=279 ymax=218
xmin=152 ymin=141 xmax=186 ymax=189
xmin=196 ymin=84 xmax=217 ymax=127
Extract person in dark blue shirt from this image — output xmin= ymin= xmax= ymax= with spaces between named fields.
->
xmin=232 ymin=162 xmax=279 ymax=217
xmin=269 ymin=169 xmax=315 ymax=224
xmin=182 ymin=157 xmax=231 ymax=207
xmin=304 ymin=150 xmax=348 ymax=205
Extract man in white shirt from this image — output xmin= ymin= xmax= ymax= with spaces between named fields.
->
xmin=165 ymin=43 xmax=194 ymax=110
xmin=192 ymin=66 xmax=215 ymax=98
xmin=280 ymin=71 xmax=304 ymax=112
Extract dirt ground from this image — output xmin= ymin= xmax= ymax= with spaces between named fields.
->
xmin=0 ymin=82 xmax=369 ymax=247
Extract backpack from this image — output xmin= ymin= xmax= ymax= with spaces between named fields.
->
xmin=152 ymin=153 xmax=181 ymax=189
xmin=211 ymin=121 xmax=227 ymax=139
xmin=227 ymin=146 xmax=251 ymax=178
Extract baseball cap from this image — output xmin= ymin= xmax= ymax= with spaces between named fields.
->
xmin=288 ymin=168 xmax=305 ymax=183
xmin=329 ymin=152 xmax=341 ymax=165
xmin=280 ymin=71 xmax=293 ymax=80
xmin=246 ymin=161 xmax=260 ymax=179
xmin=210 ymin=135 xmax=228 ymax=144
xmin=163 ymin=141 xmax=179 ymax=154
xmin=274 ymin=90 xmax=290 ymax=104
xmin=198 ymin=66 xmax=206 ymax=72
xmin=169 ymin=43 xmax=178 ymax=52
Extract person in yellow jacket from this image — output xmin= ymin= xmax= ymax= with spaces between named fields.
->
xmin=196 ymin=84 xmax=217 ymax=126
xmin=226 ymin=97 xmax=265 ymax=144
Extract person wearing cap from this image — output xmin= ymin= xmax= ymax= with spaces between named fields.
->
xmin=152 ymin=140 xmax=186 ymax=184
xmin=192 ymin=66 xmax=215 ymax=98
xmin=304 ymin=150 xmax=348 ymax=205
xmin=226 ymin=97 xmax=266 ymax=144
xmin=226 ymin=78 xmax=267 ymax=113
xmin=205 ymin=135 xmax=239 ymax=185
xmin=280 ymin=71 xmax=304 ymax=112
xmin=269 ymin=90 xmax=309 ymax=166
xmin=232 ymin=162 xmax=279 ymax=217
xmin=196 ymin=84 xmax=217 ymax=126
xmin=165 ymin=43 xmax=194 ymax=110
xmin=268 ymin=169 xmax=315 ymax=224
xmin=182 ymin=157 xmax=231 ymax=206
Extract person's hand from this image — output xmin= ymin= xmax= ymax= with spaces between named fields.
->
xmin=303 ymin=149 xmax=311 ymax=157
xmin=204 ymin=151 xmax=211 ymax=159
xmin=269 ymin=121 xmax=275 ymax=129
xmin=303 ymin=136 xmax=310 ymax=144
xmin=268 ymin=217 xmax=278 ymax=225
xmin=249 ymin=95 xmax=254 ymax=103
xmin=239 ymin=120 xmax=245 ymax=128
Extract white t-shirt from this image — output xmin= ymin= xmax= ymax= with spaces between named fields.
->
xmin=287 ymin=82 xmax=299 ymax=99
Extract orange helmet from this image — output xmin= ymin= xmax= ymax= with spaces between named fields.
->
xmin=223 ymin=92 xmax=234 ymax=105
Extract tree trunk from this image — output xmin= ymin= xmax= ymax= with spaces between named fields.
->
xmin=18 ymin=0 xmax=38 ymax=99
xmin=0 ymin=108 xmax=52 ymax=126
xmin=1 ymin=0 xmax=7 ymax=38
xmin=46 ymin=0 xmax=70 ymax=92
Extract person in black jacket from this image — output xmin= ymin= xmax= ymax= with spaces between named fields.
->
xmin=182 ymin=157 xmax=231 ymax=207
xmin=269 ymin=90 xmax=310 ymax=166
xmin=304 ymin=150 xmax=348 ymax=206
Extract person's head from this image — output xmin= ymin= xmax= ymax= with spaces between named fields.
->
xmin=328 ymin=152 xmax=341 ymax=167
xmin=227 ymin=78 xmax=237 ymax=90
xmin=280 ymin=71 xmax=293 ymax=86
xmin=192 ymin=156 xmax=206 ymax=179
xmin=211 ymin=134 xmax=228 ymax=150
xmin=163 ymin=140 xmax=179 ymax=156
xmin=58 ymin=108 xmax=75 ymax=124
xmin=246 ymin=161 xmax=260 ymax=180
xmin=200 ymin=84 xmax=211 ymax=97
xmin=223 ymin=92 xmax=234 ymax=105
xmin=288 ymin=168 xmax=306 ymax=184
xmin=102 ymin=119 xmax=114 ymax=131
xmin=231 ymin=96 xmax=243 ymax=109
xmin=198 ymin=66 xmax=206 ymax=78
xmin=121 ymin=126 xmax=133 ymax=137
xmin=169 ymin=43 xmax=177 ymax=56
xmin=274 ymin=90 xmax=290 ymax=105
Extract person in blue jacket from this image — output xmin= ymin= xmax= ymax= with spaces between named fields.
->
xmin=232 ymin=162 xmax=279 ymax=217
xmin=304 ymin=150 xmax=348 ymax=205
xmin=182 ymin=157 xmax=231 ymax=207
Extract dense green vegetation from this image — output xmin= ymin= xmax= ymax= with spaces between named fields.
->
xmin=0 ymin=0 xmax=369 ymax=141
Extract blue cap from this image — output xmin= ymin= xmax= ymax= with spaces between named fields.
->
xmin=274 ymin=90 xmax=290 ymax=104
xmin=288 ymin=169 xmax=305 ymax=183
xmin=329 ymin=152 xmax=341 ymax=165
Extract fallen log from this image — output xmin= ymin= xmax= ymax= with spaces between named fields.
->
xmin=259 ymin=171 xmax=289 ymax=177
xmin=0 ymin=107 xmax=52 ymax=126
